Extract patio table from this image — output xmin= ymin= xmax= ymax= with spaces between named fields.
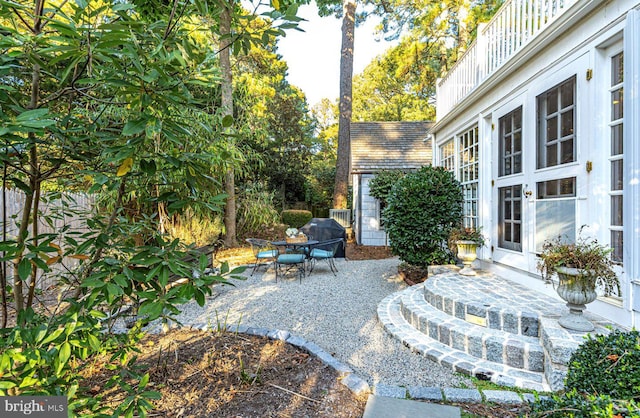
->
xmin=270 ymin=240 xmax=319 ymax=256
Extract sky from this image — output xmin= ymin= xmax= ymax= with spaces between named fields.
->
xmin=276 ymin=2 xmax=397 ymax=108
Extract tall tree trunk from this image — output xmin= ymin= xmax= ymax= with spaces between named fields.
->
xmin=333 ymin=0 xmax=356 ymax=210
xmin=220 ymin=1 xmax=237 ymax=247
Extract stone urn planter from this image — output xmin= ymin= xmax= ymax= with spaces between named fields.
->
xmin=555 ymin=266 xmax=599 ymax=332
xmin=537 ymin=232 xmax=620 ymax=333
xmin=455 ymin=240 xmax=478 ymax=276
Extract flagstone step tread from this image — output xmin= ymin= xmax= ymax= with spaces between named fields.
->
xmin=378 ymin=292 xmax=548 ymax=391
xmin=422 ymin=273 xmax=566 ymax=337
xmin=400 ymin=285 xmax=544 ymax=372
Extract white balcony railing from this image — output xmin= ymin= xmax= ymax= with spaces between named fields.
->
xmin=436 ymin=0 xmax=580 ymax=119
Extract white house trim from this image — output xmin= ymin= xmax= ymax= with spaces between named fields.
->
xmin=432 ymin=1 xmax=640 ymax=329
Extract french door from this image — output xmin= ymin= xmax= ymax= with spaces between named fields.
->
xmin=492 ymin=55 xmax=588 ymax=275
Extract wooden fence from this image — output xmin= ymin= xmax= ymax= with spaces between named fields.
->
xmin=0 ymin=189 xmax=94 ymax=290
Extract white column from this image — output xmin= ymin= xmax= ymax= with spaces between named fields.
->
xmin=623 ymin=9 xmax=640 ymax=323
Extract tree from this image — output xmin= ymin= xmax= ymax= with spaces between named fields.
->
xmin=316 ymin=0 xmax=359 ymax=210
xmin=220 ymin=0 xmax=238 ymax=247
xmin=0 ymin=0 xmax=301 ymax=412
xmin=352 ymin=51 xmax=435 ymax=121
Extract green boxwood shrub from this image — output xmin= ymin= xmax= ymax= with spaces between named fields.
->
xmin=565 ymin=329 xmax=640 ymax=399
xmin=281 ymin=209 xmax=313 ymax=228
xmin=528 ymin=390 xmax=640 ymax=417
xmin=383 ymin=166 xmax=463 ymax=268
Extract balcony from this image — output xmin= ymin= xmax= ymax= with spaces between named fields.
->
xmin=436 ymin=0 xmax=582 ymax=119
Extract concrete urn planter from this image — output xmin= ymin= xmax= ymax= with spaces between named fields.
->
xmin=555 ymin=266 xmax=598 ymax=332
xmin=455 ymin=240 xmax=478 ymax=276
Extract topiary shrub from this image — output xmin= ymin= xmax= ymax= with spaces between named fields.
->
xmin=565 ymin=329 xmax=640 ymax=399
xmin=383 ymin=166 xmax=463 ymax=268
xmin=528 ymin=389 xmax=640 ymax=417
xmin=281 ymin=209 xmax=313 ymax=228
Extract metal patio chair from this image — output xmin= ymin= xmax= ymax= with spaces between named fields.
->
xmin=246 ymin=238 xmax=279 ymax=276
xmin=308 ymin=238 xmax=344 ymax=276
xmin=274 ymin=251 xmax=306 ymax=283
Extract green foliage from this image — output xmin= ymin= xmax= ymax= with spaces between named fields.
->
xmin=0 ymin=0 xmax=299 ymax=415
xmin=281 ymin=210 xmax=312 ymax=228
xmin=368 ymin=170 xmax=406 ymax=202
xmin=305 ymin=160 xmax=335 ymax=214
xmin=383 ymin=166 xmax=463 ymax=267
xmin=237 ymin=182 xmax=282 ymax=236
xmin=565 ymin=329 xmax=640 ymax=399
xmin=537 ymin=231 xmax=619 ymax=296
xmin=527 ymin=389 xmax=640 ymax=417
xmin=449 ymin=226 xmax=485 ymax=247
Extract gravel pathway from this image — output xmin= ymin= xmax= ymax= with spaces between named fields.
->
xmin=138 ymin=258 xmax=473 ymax=389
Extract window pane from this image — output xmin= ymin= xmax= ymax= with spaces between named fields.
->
xmin=499 ymin=185 xmax=522 ymax=251
xmin=612 ymin=88 xmax=624 ymax=120
xmin=513 ymin=224 xmax=521 ymax=243
xmin=611 ymin=195 xmax=623 ymax=226
xmin=611 ymin=230 xmax=623 ymax=263
xmin=514 ymin=108 xmax=522 ymax=129
xmin=513 ymin=155 xmax=522 ymax=173
xmin=546 ymin=144 xmax=557 ymax=166
xmin=536 ymin=200 xmax=576 ymax=252
xmin=546 ymin=90 xmax=558 ymax=114
xmin=611 ymin=160 xmax=624 ymax=191
xmin=611 ymin=124 xmax=623 ymax=155
xmin=560 ymin=80 xmax=574 ymax=108
xmin=561 ymin=109 xmax=574 ymax=137
xmin=547 ymin=117 xmax=558 ymax=141
xmin=611 ymin=52 xmax=624 ymax=85
xmin=514 ymin=131 xmax=522 ymax=152
xmin=560 ymin=139 xmax=574 ymax=164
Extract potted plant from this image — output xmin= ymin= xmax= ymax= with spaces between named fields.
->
xmin=537 ymin=233 xmax=620 ymax=332
xmin=449 ymin=226 xmax=485 ymax=276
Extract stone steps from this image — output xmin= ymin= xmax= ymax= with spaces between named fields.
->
xmin=400 ymin=285 xmax=544 ymax=372
xmin=378 ymin=292 xmax=548 ymax=391
xmin=377 ymin=267 xmax=623 ymax=391
xmin=422 ymin=274 xmax=563 ymax=337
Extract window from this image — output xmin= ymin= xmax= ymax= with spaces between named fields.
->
xmin=609 ymin=51 xmax=624 ymax=263
xmin=459 ymin=127 xmax=479 ymax=228
xmin=440 ymin=139 xmax=455 ymax=172
xmin=499 ymin=185 xmax=522 ymax=251
xmin=499 ymin=107 xmax=523 ymax=176
xmin=535 ymin=177 xmax=576 ymax=251
xmin=537 ymin=77 xmax=576 ymax=169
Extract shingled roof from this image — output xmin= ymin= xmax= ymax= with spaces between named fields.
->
xmin=350 ymin=121 xmax=433 ymax=174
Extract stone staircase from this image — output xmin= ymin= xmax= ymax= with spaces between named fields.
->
xmin=378 ymin=266 xmax=621 ymax=391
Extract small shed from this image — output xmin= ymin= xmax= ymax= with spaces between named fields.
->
xmin=351 ymin=121 xmax=433 ymax=246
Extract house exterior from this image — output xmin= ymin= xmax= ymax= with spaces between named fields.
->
xmin=431 ymin=0 xmax=640 ymax=328
xmin=351 ymin=121 xmax=433 ymax=246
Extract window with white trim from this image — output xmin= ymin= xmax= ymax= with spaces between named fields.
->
xmin=537 ymin=77 xmax=576 ymax=169
xmin=499 ymin=107 xmax=523 ymax=176
xmin=440 ymin=139 xmax=455 ymax=172
xmin=459 ymin=126 xmax=479 ymax=228
xmin=609 ymin=51 xmax=624 ymax=263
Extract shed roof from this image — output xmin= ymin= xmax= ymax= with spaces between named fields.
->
xmin=350 ymin=121 xmax=433 ymax=173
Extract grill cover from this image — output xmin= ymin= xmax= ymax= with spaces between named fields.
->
xmin=300 ymin=218 xmax=347 ymax=258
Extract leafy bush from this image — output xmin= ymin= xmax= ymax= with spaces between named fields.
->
xmin=281 ymin=210 xmax=313 ymax=228
xmin=564 ymin=329 xmax=640 ymax=399
xmin=369 ymin=169 xmax=405 ymax=202
xmin=528 ymin=389 xmax=640 ymax=417
xmin=383 ymin=166 xmax=463 ymax=267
